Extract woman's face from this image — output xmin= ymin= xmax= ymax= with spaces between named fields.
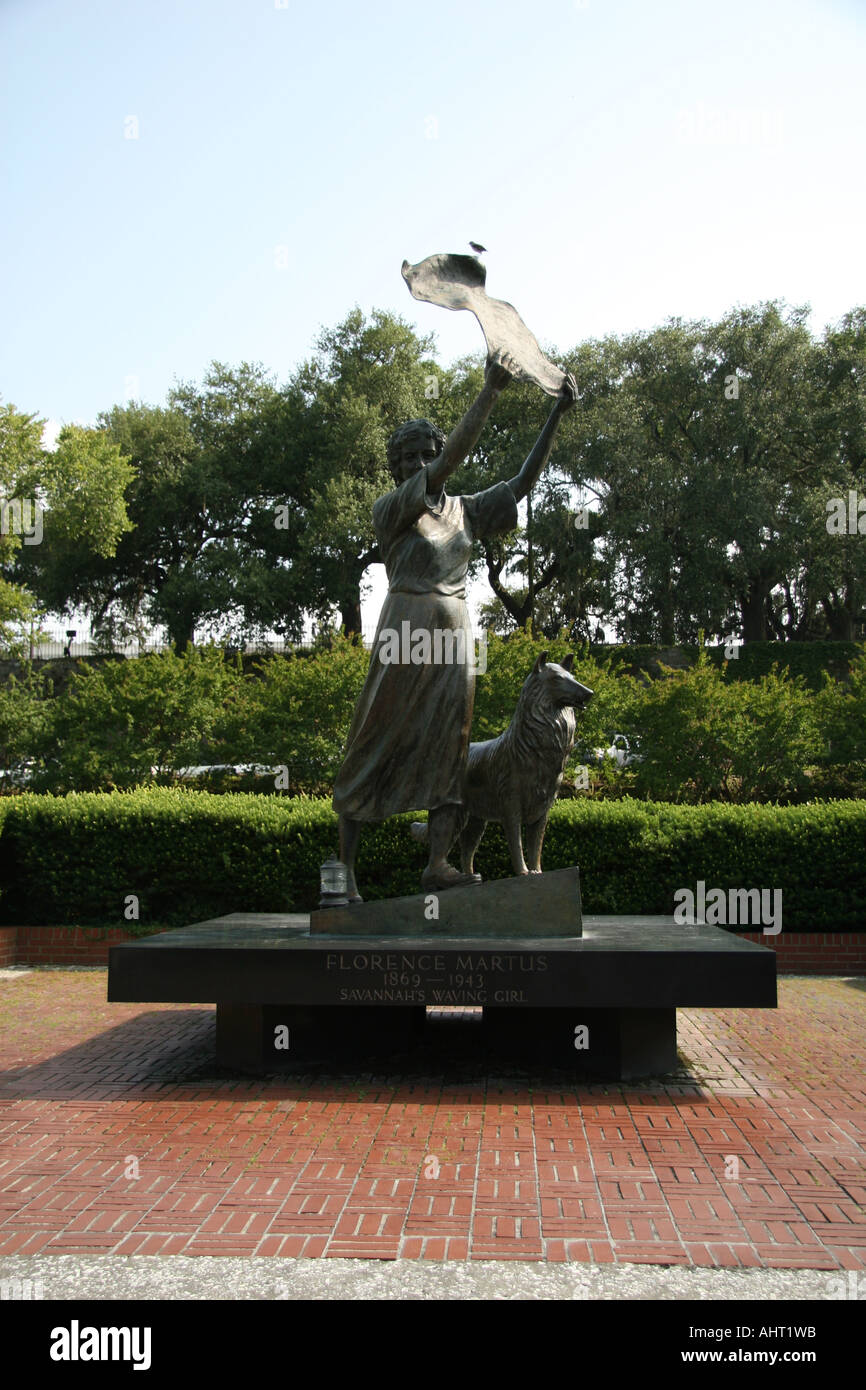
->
xmin=397 ymin=431 xmax=439 ymax=482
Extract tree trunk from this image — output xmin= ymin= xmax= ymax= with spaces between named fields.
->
xmin=339 ymin=550 xmax=378 ymax=638
xmin=482 ymin=540 xmax=560 ymax=633
xmin=168 ymin=614 xmax=196 ymax=653
xmin=526 ymin=490 xmax=534 ymax=633
xmin=833 ymin=611 xmax=855 ymax=641
xmin=740 ymin=582 xmax=769 ymax=642
xmin=820 ymin=595 xmax=854 ymax=640
xmin=658 ymin=590 xmax=676 ymax=646
xmin=340 ymin=594 xmax=362 ymax=637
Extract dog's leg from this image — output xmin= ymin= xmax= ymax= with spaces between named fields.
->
xmin=458 ymin=816 xmax=487 ymax=875
xmin=504 ymin=819 xmax=529 ymax=876
xmin=525 ymin=815 xmax=547 ymax=874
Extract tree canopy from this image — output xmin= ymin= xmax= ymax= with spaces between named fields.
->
xmin=3 ymin=300 xmax=864 ymax=651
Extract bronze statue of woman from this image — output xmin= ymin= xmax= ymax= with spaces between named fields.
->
xmin=333 ymin=356 xmax=578 ymax=900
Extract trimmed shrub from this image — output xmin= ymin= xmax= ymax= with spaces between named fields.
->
xmin=601 ymin=640 xmax=864 ymax=690
xmin=1 ymin=789 xmax=863 ymax=931
xmin=704 ymin=640 xmax=863 ymax=690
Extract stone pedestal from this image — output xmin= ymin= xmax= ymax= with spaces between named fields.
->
xmin=216 ymin=1001 xmax=427 ymax=1069
xmin=481 ymin=1006 xmax=678 ymax=1079
xmin=310 ymin=865 xmax=582 ymax=938
xmin=108 ymin=868 xmax=777 ymax=1080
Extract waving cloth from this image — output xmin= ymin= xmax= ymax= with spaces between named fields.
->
xmin=402 ymin=253 xmax=566 ymax=397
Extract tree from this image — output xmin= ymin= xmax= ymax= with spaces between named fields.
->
xmin=15 ymin=423 xmax=135 ymax=631
xmin=700 ymin=303 xmax=824 ymax=642
xmin=556 ymin=305 xmax=829 ymax=645
xmin=285 ymin=308 xmax=444 ymax=634
xmin=432 ymin=356 xmax=610 ymax=637
xmin=28 ymin=364 xmax=308 ymax=652
xmin=34 ymin=327 xmax=447 ymax=649
xmin=797 ymin=308 xmax=866 ymax=640
xmin=18 ymin=301 xmax=863 ymax=652
xmin=4 ymin=404 xmax=134 ymax=653
xmin=0 ymin=400 xmax=47 ymax=652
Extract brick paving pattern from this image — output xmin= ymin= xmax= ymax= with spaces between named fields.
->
xmin=0 ymin=972 xmax=864 ymax=1265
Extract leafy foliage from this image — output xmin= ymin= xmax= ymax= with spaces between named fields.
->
xmin=1 ymin=788 xmax=862 ymax=930
xmin=5 ymin=635 xmax=865 ymax=802
xmin=0 ymin=664 xmax=51 ymax=787
xmin=10 ymin=300 xmax=866 ymax=649
xmin=286 ymin=308 xmax=446 ymax=633
xmin=620 ymin=648 xmax=823 ymax=803
xmin=32 ymin=646 xmax=241 ymax=791
xmin=0 ymin=401 xmax=50 ymax=652
xmin=9 ymin=418 xmax=134 ymax=646
xmin=224 ymin=635 xmax=371 ymax=793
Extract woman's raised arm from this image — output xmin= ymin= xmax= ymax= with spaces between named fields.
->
xmin=425 ymin=357 xmax=512 ymax=492
xmin=506 ymin=373 xmax=578 ymax=502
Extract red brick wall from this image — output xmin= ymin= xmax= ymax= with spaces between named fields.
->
xmin=0 ymin=927 xmax=17 ymax=967
xmin=1 ymin=927 xmax=865 ymax=972
xmin=735 ymin=932 xmax=866 ymax=974
xmin=7 ymin=926 xmax=163 ymax=966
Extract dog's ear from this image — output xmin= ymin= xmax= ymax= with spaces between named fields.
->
xmin=561 ymin=653 xmax=575 ymax=671
xmin=532 ymin=651 xmax=549 ymax=673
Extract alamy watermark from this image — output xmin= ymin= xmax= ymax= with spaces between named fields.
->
xmin=0 ymin=496 xmax=43 ymax=545
xmin=826 ymin=490 xmax=866 ymax=535
xmin=1 ymin=1277 xmax=44 ymax=1300
xmin=825 ymin=1270 xmax=865 ymax=1300
xmin=674 ymin=880 xmax=782 ymax=934
xmin=50 ymin=1322 xmax=151 ymax=1370
xmin=377 ymin=622 xmax=487 ymax=674
xmin=675 ymin=103 xmax=783 ymax=147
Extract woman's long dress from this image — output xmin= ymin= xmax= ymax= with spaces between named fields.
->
xmin=332 ymin=466 xmax=518 ymax=821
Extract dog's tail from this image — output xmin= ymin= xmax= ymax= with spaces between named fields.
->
xmin=410 ymin=821 xmax=428 ymax=844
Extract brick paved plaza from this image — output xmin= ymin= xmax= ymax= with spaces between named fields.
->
xmin=1 ymin=971 xmax=864 ymax=1268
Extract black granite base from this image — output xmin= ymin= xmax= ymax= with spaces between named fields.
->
xmin=216 ymin=1002 xmax=428 ymax=1069
xmin=213 ymin=1000 xmax=677 ymax=1078
xmin=482 ymin=1006 xmax=678 ymax=1079
xmin=108 ymin=899 xmax=777 ymax=1080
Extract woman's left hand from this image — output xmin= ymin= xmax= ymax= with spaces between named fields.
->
xmin=485 ymin=354 xmax=513 ymax=393
xmin=558 ymin=372 xmax=578 ymax=411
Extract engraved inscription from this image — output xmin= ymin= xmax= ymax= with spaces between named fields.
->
xmin=323 ymin=951 xmax=548 ymax=1005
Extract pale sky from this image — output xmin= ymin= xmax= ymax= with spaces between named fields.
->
xmin=2 ymin=0 xmax=864 ymax=639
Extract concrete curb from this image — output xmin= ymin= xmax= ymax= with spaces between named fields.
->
xmin=0 ymin=1254 xmax=855 ymax=1301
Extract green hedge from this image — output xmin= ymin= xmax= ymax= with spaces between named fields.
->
xmin=1 ymin=789 xmax=863 ymax=931
xmin=601 ymin=640 xmax=863 ymax=689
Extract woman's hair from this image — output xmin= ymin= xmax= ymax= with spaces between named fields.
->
xmin=386 ymin=419 xmax=446 ymax=482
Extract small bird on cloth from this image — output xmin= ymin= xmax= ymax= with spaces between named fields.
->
xmin=402 ymin=251 xmax=566 ymax=397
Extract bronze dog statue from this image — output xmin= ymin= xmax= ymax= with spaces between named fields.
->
xmin=412 ymin=652 xmax=593 ymax=877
